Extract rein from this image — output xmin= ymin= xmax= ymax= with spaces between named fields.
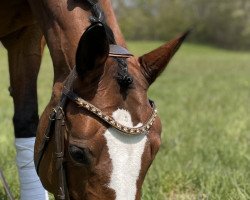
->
xmin=35 ymin=44 xmax=158 ymax=200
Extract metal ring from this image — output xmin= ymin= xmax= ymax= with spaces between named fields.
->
xmin=44 ymin=134 xmax=50 ymax=140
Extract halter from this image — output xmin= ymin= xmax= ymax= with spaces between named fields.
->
xmin=35 ymin=44 xmax=158 ymax=200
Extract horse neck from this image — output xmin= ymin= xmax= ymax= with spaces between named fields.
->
xmin=51 ymin=1 xmax=126 ymax=83
xmin=99 ymin=1 xmax=126 ymax=47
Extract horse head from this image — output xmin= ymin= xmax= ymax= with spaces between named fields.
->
xmin=35 ymin=13 xmax=188 ymax=200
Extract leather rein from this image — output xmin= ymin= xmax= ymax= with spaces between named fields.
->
xmin=35 ymin=45 xmax=158 ymax=200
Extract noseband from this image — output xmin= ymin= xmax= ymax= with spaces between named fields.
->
xmin=35 ymin=45 xmax=158 ymax=200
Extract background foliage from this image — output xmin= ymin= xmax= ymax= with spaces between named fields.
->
xmin=113 ymin=0 xmax=250 ymax=50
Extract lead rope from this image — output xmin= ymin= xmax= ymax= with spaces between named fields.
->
xmin=0 ymin=168 xmax=14 ymax=200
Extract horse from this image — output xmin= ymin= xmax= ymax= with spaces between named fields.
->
xmin=1 ymin=0 xmax=188 ymax=199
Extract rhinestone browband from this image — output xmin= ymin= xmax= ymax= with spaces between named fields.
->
xmin=62 ymin=87 xmax=157 ymax=136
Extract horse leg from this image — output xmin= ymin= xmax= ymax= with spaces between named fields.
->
xmin=1 ymin=24 xmax=48 ymax=200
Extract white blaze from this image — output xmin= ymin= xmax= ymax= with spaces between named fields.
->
xmin=104 ymin=109 xmax=147 ymax=200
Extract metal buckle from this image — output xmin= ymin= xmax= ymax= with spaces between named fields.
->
xmin=49 ymin=108 xmax=57 ymax=121
xmin=56 ymin=107 xmax=65 ymax=120
xmin=44 ymin=134 xmax=50 ymax=141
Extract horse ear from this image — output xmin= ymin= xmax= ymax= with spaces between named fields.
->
xmin=139 ymin=30 xmax=190 ymax=85
xmin=75 ymin=22 xmax=109 ymax=78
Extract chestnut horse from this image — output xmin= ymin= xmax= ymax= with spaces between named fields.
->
xmin=1 ymin=0 xmax=188 ymax=199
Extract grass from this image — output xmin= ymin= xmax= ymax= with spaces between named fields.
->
xmin=0 ymin=41 xmax=250 ymax=199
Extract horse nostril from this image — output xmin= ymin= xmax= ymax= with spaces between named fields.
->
xmin=68 ymin=145 xmax=92 ymax=165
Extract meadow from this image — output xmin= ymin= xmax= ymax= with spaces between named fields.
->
xmin=0 ymin=41 xmax=249 ymax=200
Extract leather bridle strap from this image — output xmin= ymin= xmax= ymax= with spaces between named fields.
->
xmin=54 ymin=107 xmax=68 ymax=200
xmin=35 ymin=70 xmax=76 ymax=200
xmin=109 ymin=44 xmax=133 ymax=58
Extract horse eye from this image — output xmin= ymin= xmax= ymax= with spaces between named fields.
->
xmin=68 ymin=145 xmax=92 ymax=165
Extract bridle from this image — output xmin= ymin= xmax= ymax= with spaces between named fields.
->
xmin=35 ymin=44 xmax=158 ymax=200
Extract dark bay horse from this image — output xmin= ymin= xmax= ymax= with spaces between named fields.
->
xmin=0 ymin=0 xmax=188 ymax=199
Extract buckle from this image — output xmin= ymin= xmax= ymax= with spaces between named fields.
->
xmin=49 ymin=108 xmax=57 ymax=121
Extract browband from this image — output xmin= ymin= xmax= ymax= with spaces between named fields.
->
xmin=62 ymin=86 xmax=157 ymax=136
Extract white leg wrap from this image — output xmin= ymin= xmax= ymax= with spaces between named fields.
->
xmin=15 ymin=137 xmax=49 ymax=200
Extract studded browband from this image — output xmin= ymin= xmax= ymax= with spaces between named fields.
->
xmin=62 ymin=87 xmax=158 ymax=135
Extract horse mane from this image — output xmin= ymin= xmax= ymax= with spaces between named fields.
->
xmin=87 ymin=0 xmax=133 ymax=89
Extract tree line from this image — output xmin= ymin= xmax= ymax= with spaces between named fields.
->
xmin=113 ymin=0 xmax=250 ymax=50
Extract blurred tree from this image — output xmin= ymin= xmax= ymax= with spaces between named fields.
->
xmin=190 ymin=0 xmax=250 ymax=49
xmin=112 ymin=0 xmax=250 ymax=50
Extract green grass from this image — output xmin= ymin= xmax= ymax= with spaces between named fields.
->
xmin=0 ymin=42 xmax=250 ymax=199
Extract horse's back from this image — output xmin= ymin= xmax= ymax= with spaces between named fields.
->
xmin=0 ymin=0 xmax=35 ymax=38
